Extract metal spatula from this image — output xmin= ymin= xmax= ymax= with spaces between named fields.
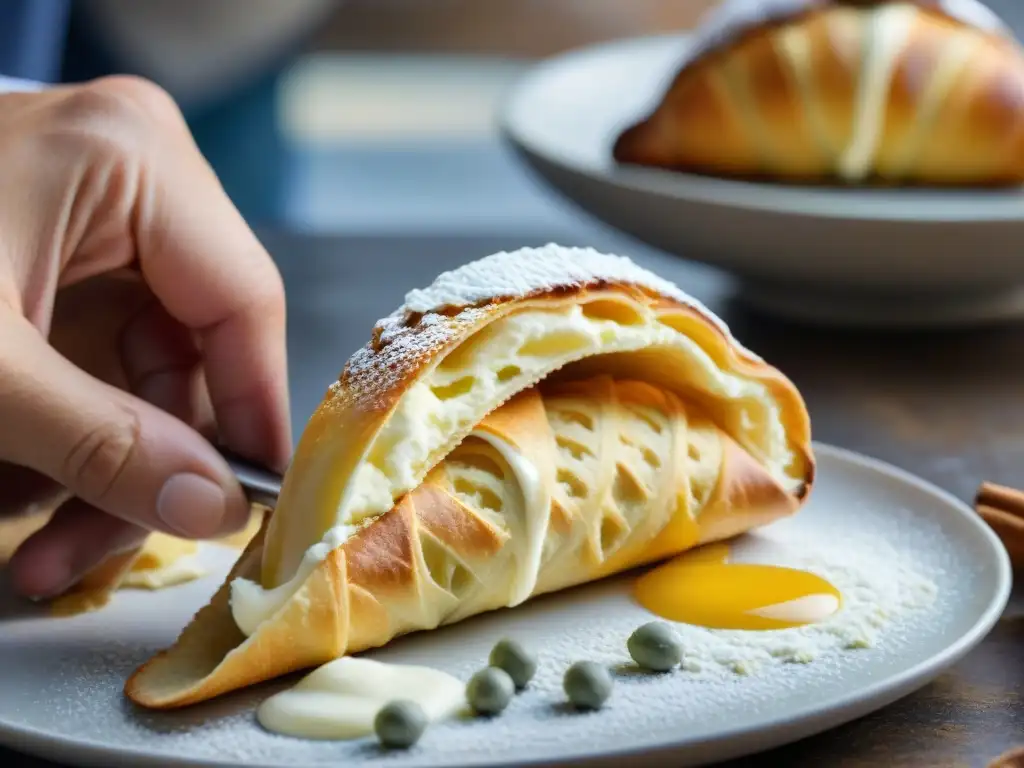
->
xmin=220 ymin=449 xmax=282 ymax=508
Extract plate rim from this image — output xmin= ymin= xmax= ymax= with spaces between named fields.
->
xmin=497 ymin=33 xmax=1024 ymax=225
xmin=0 ymin=442 xmax=1012 ymax=768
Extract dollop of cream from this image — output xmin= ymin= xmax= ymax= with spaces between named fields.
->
xmin=256 ymin=657 xmax=466 ymax=740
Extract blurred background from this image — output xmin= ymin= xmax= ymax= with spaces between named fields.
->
xmin=5 ymin=0 xmax=1024 ymax=435
xmin=4 ymin=0 xmax=1022 ymax=235
xmin=4 ymin=0 xmax=717 ymax=231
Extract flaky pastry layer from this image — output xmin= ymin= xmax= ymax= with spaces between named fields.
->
xmin=614 ymin=0 xmax=1024 ymax=185
xmin=125 ymin=245 xmax=814 ymax=709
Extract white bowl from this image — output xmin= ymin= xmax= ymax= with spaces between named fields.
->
xmin=498 ymin=34 xmax=1024 ymax=327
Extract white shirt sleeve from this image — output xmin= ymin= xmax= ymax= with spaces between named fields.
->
xmin=0 ymin=76 xmax=42 ymax=93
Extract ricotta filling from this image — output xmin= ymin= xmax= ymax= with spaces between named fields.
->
xmin=231 ymin=302 xmax=796 ymax=637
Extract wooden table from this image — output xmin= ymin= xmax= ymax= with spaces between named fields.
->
xmin=3 ymin=231 xmax=1021 ymax=767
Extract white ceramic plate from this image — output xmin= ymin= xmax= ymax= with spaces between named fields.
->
xmin=499 ymin=34 xmax=1024 ymax=327
xmin=0 ymin=444 xmax=1011 ymax=768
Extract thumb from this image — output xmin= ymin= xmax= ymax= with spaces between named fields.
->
xmin=0 ymin=311 xmax=250 ymax=539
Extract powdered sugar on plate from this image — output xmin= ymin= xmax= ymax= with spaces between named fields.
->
xmin=0 ymin=446 xmax=1008 ymax=768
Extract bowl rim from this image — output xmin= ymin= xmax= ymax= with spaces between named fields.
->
xmin=497 ymin=32 xmax=1024 ymax=225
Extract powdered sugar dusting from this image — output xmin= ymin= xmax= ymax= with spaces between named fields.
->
xmin=332 ymin=243 xmax=757 ymax=409
xmin=339 ymin=306 xmax=488 ymax=408
xmin=400 ymin=244 xmax=721 ymax=325
xmin=0 ymin=445 xmax=1006 ymax=767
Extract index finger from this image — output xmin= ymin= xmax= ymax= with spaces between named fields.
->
xmin=92 ymin=77 xmax=292 ymax=471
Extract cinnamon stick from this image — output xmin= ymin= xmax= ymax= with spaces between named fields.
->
xmin=974 ymin=482 xmax=1024 ymax=569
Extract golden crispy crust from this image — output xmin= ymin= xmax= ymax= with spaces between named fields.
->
xmin=125 ymin=523 xmax=348 ymax=709
xmin=697 ymin=432 xmax=801 ymax=544
xmin=127 ymin=380 xmax=806 ymax=709
xmin=126 ymin=246 xmax=814 ymax=709
xmin=613 ymin=2 xmax=1024 ymax=185
xmin=263 ymin=284 xmax=812 ymax=589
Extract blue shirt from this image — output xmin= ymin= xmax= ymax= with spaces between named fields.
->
xmin=0 ymin=0 xmax=69 ymax=82
xmin=0 ymin=0 xmax=287 ymax=226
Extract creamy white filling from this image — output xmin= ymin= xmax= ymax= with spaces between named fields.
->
xmin=340 ymin=306 xmax=793 ymax=529
xmin=837 ymin=3 xmax=917 ymax=181
xmin=233 ymin=302 xmax=796 ymax=637
xmin=475 ymin=431 xmax=550 ymax=607
xmin=230 ymin=523 xmax=360 ymax=637
xmin=229 ymin=427 xmax=552 ymax=635
xmin=256 ymin=657 xmax=465 ymax=740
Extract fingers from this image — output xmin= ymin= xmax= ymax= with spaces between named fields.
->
xmin=119 ymin=294 xmax=216 ymax=439
xmin=0 ymin=310 xmax=250 ymax=541
xmin=0 ymin=78 xmax=291 ymax=599
xmin=8 ymin=497 xmax=146 ymax=599
xmin=48 ymin=270 xmax=217 ymax=440
xmin=86 ymin=77 xmax=293 ymax=471
xmin=8 ymin=292 xmax=220 ymax=600
xmin=3 ymin=77 xmax=291 ymax=473
xmin=135 ymin=166 xmax=292 ymax=472
xmin=0 ymin=462 xmax=64 ymax=519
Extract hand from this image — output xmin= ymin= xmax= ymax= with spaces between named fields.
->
xmin=0 ymin=76 xmax=292 ymax=599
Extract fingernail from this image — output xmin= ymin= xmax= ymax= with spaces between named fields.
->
xmin=157 ymin=473 xmax=235 ymax=538
xmin=8 ymin=548 xmax=74 ymax=602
